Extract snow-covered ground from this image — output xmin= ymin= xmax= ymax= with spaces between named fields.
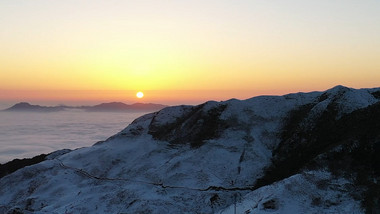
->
xmin=217 ymin=170 xmax=362 ymax=214
xmin=0 ymin=86 xmax=378 ymax=213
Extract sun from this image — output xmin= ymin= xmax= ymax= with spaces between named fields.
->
xmin=136 ymin=91 xmax=144 ymax=98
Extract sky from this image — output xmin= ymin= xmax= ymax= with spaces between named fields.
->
xmin=1 ymin=0 xmax=379 ymax=106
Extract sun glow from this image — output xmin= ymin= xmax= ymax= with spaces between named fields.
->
xmin=1 ymin=1 xmax=379 ymax=105
xmin=136 ymin=92 xmax=144 ymax=99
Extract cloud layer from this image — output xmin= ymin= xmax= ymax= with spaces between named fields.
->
xmin=0 ymin=111 xmax=145 ymax=163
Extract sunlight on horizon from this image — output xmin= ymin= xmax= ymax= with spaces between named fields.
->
xmin=1 ymin=0 xmax=379 ymax=104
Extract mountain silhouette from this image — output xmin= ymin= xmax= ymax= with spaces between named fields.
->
xmin=3 ymin=102 xmax=167 ymax=112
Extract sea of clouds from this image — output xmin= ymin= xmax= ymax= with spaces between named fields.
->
xmin=0 ymin=110 xmax=146 ymax=163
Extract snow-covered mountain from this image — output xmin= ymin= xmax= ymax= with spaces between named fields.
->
xmin=1 ymin=85 xmax=379 ymax=213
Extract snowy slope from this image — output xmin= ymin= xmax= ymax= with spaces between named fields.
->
xmin=0 ymin=86 xmax=379 ymax=213
xmin=217 ymin=170 xmax=363 ymax=214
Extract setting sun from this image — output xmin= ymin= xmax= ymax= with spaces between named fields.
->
xmin=136 ymin=92 xmax=144 ymax=99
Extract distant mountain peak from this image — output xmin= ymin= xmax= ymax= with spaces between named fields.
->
xmin=2 ymin=102 xmax=168 ymax=112
xmin=330 ymin=84 xmax=349 ymax=90
xmin=14 ymin=102 xmax=32 ymax=106
xmin=325 ymin=85 xmax=352 ymax=94
xmin=3 ymin=102 xmax=63 ymax=112
xmin=85 ymin=102 xmax=167 ymax=112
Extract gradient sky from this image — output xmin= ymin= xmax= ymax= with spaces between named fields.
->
xmin=1 ymin=0 xmax=379 ymax=106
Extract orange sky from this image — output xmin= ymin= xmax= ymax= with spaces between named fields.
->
xmin=1 ymin=1 xmax=379 ymax=106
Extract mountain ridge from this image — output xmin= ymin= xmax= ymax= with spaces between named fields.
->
xmin=1 ymin=85 xmax=379 ymax=213
xmin=2 ymin=102 xmax=168 ymax=112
